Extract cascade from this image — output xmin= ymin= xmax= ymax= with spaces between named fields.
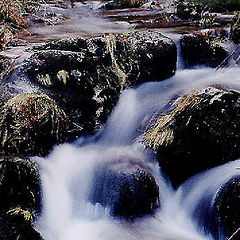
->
xmin=36 ymin=67 xmax=240 ymax=240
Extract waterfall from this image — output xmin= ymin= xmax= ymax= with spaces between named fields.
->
xmin=36 ymin=67 xmax=240 ymax=240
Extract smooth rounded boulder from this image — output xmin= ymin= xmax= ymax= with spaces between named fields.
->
xmin=89 ymin=161 xmax=160 ymax=220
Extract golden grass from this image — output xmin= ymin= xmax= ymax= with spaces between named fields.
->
xmin=0 ymin=93 xmax=66 ymax=155
xmin=143 ymin=91 xmax=202 ymax=151
xmin=8 ymin=206 xmax=33 ymax=222
xmin=106 ymin=33 xmax=127 ymax=90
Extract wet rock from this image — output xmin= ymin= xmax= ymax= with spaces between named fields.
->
xmin=180 ymin=34 xmax=228 ymax=68
xmin=0 ymin=212 xmax=43 ymax=240
xmin=0 ymin=55 xmax=13 ymax=79
xmin=0 ymin=93 xmax=67 ymax=157
xmin=7 ymin=30 xmax=176 ymax=138
xmin=0 ymin=157 xmax=42 ymax=240
xmin=29 ymin=31 xmax=177 ymax=86
xmin=230 ymin=12 xmax=240 ymax=44
xmin=176 ymin=1 xmax=203 ymax=21
xmin=0 ymin=157 xmax=41 ymax=213
xmin=89 ymin=161 xmax=160 ymax=220
xmin=214 ymin=176 xmax=240 ymax=238
xmin=101 ymin=0 xmax=147 ymax=10
xmin=143 ymin=87 xmax=240 ymax=187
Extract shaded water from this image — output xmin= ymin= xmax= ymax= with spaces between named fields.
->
xmin=35 ymin=67 xmax=240 ymax=240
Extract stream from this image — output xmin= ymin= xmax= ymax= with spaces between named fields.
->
xmin=6 ymin=1 xmax=239 ymax=240
xmin=35 ymin=67 xmax=240 ymax=240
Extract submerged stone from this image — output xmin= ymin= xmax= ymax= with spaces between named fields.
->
xmin=143 ymin=87 xmax=240 ymax=187
xmin=89 ymin=162 xmax=160 ymax=220
xmin=214 ymin=176 xmax=240 ymax=238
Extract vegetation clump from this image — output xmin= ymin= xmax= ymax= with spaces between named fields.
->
xmin=176 ymin=1 xmax=204 ymax=21
xmin=0 ymin=55 xmax=14 ymax=79
xmin=0 ymin=93 xmax=67 ymax=157
xmin=143 ymin=91 xmax=202 ymax=151
xmin=0 ymin=0 xmax=43 ymax=49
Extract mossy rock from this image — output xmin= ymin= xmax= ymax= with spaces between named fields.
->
xmin=143 ymin=87 xmax=240 ymax=187
xmin=180 ymin=34 xmax=228 ymax=68
xmin=0 ymin=157 xmax=41 ymax=212
xmin=89 ymin=161 xmax=160 ymax=220
xmin=0 ymin=211 xmax=43 ymax=240
xmin=0 ymin=157 xmax=42 ymax=240
xmin=8 ymin=30 xmax=176 ymax=137
xmin=214 ymin=176 xmax=240 ymax=239
xmin=230 ymin=12 xmax=240 ymax=44
xmin=0 ymin=93 xmax=67 ymax=157
xmin=0 ymin=55 xmax=13 ymax=79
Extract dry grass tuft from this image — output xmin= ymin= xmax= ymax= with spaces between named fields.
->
xmin=0 ymin=93 xmax=67 ymax=156
xmin=8 ymin=206 xmax=33 ymax=222
xmin=143 ymin=91 xmax=202 ymax=152
xmin=0 ymin=0 xmax=43 ymax=48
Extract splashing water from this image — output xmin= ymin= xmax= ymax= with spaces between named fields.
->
xmin=36 ymin=67 xmax=240 ymax=240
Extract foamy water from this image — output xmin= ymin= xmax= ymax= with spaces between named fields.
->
xmin=34 ymin=67 xmax=240 ymax=240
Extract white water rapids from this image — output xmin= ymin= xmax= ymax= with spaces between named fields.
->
xmin=35 ymin=67 xmax=240 ymax=240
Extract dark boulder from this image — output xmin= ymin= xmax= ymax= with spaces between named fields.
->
xmin=0 ymin=212 xmax=43 ymax=240
xmin=143 ymin=87 xmax=240 ymax=187
xmin=176 ymin=1 xmax=203 ymax=21
xmin=214 ymin=176 xmax=240 ymax=239
xmin=89 ymin=161 xmax=160 ymax=220
xmin=28 ymin=31 xmax=177 ymax=86
xmin=180 ymin=34 xmax=228 ymax=68
xmin=0 ymin=157 xmax=42 ymax=240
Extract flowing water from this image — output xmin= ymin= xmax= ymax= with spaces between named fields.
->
xmin=12 ymin=1 xmax=239 ymax=239
xmin=34 ymin=66 xmax=240 ymax=240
